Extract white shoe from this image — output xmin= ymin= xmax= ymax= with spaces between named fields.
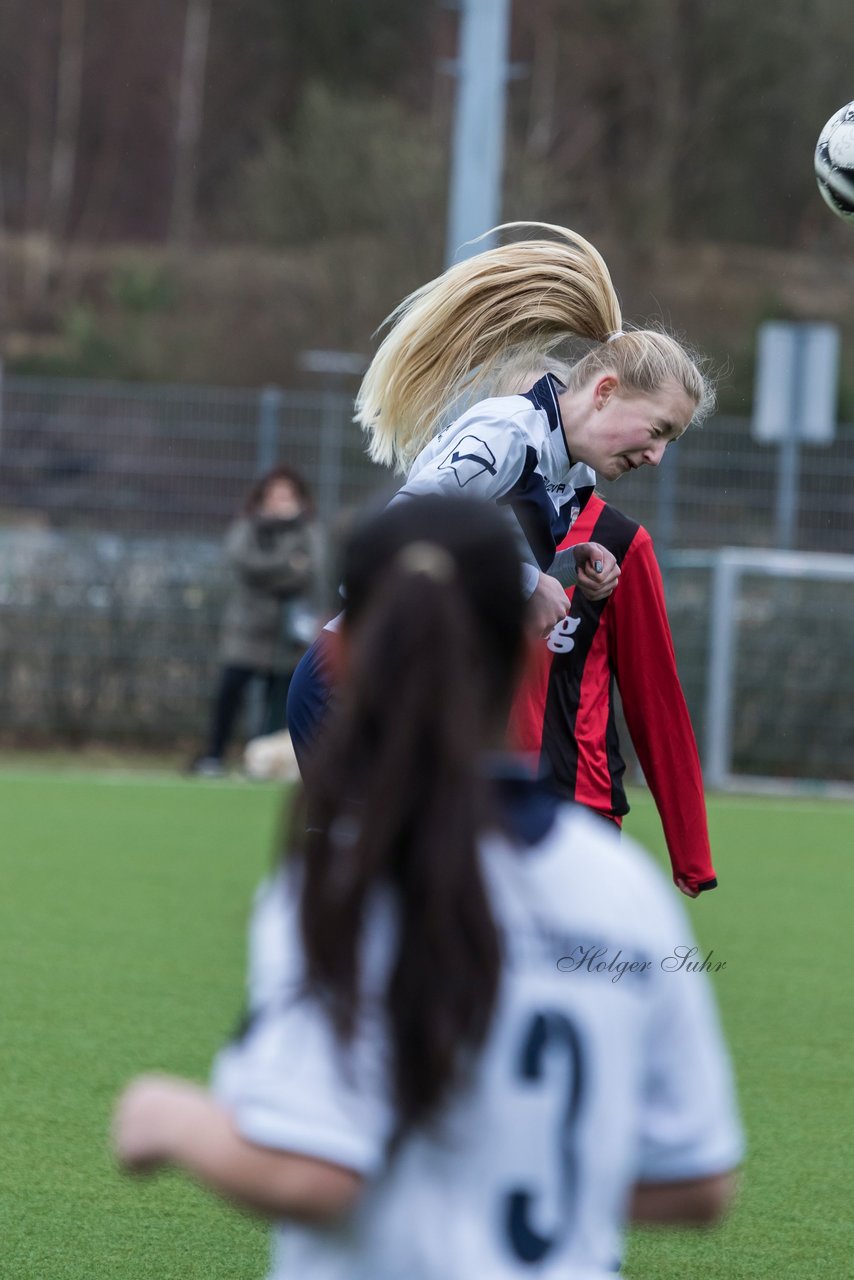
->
xmin=190 ymin=756 xmax=226 ymax=778
xmin=243 ymin=731 xmax=300 ymax=782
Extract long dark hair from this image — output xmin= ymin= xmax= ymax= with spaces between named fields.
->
xmin=243 ymin=464 xmax=313 ymax=516
xmin=293 ymin=496 xmax=526 ymax=1136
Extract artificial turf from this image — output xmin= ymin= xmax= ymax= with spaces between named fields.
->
xmin=1 ymin=767 xmax=851 ymax=1278
xmin=623 ymin=794 xmax=854 ymax=1279
xmin=0 ymin=769 xmax=279 ymax=1279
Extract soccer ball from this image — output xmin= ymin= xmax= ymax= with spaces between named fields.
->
xmin=815 ymin=102 xmax=854 ymax=223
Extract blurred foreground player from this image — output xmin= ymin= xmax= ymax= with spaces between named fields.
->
xmin=114 ymin=497 xmax=741 ymax=1280
xmin=511 ymin=494 xmax=717 ymax=897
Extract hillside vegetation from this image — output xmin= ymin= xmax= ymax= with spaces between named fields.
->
xmin=5 ymin=229 xmax=854 ymax=417
xmin=3 ymin=0 xmax=854 ymax=409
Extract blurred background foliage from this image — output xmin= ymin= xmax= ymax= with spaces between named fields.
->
xmin=2 ymin=0 xmax=854 ymax=404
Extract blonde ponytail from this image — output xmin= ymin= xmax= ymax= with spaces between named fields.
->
xmin=356 ymin=223 xmax=622 ymax=473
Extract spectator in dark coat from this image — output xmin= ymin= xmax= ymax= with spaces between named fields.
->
xmin=191 ymin=466 xmax=321 ymax=777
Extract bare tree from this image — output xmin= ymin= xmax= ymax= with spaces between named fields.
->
xmin=642 ymin=0 xmax=683 ymax=244
xmin=70 ymin=2 xmax=143 ymax=250
xmin=23 ymin=5 xmax=56 ymax=305
xmin=169 ymin=0 xmax=211 ymax=245
xmin=0 ymin=167 xmax=8 ymax=337
xmin=524 ymin=0 xmax=560 ymax=158
xmin=22 ymin=0 xmax=86 ymax=305
xmin=47 ymin=0 xmax=86 ymax=244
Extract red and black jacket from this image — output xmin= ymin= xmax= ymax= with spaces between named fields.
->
xmin=510 ymin=495 xmax=717 ymax=893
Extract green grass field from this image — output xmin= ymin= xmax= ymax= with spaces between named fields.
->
xmin=1 ymin=766 xmax=852 ymax=1279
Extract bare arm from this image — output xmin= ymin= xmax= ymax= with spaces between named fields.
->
xmin=630 ymin=1170 xmax=737 ymax=1226
xmin=113 ymin=1074 xmax=362 ymax=1222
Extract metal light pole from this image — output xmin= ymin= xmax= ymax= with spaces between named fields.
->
xmin=445 ymin=0 xmax=512 ymax=266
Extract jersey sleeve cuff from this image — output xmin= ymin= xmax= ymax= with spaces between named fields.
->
xmin=233 ymin=1103 xmax=384 ymax=1177
xmin=635 ymin=1134 xmax=744 ymax=1185
xmin=521 ymin=562 xmax=539 ymax=599
xmin=549 ymin=548 xmax=579 ymax=587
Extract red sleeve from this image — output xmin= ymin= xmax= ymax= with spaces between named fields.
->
xmin=609 ymin=531 xmax=717 ymax=893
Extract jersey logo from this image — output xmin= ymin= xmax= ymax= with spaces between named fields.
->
xmin=438 ymin=435 xmax=497 ymax=487
xmin=546 ymin=615 xmax=581 ymax=654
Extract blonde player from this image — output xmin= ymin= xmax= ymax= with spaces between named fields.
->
xmin=356 ymin=222 xmax=712 ymax=631
xmin=114 ymin=496 xmax=741 ymax=1280
xmin=288 ymin=224 xmax=713 ymax=769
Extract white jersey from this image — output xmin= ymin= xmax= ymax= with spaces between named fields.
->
xmin=320 ymin=374 xmax=591 ymax=635
xmin=213 ymin=789 xmax=742 ymax=1280
xmin=396 ymin=374 xmax=597 ymax=597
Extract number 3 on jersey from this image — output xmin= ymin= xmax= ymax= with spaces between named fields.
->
xmin=503 ymin=1010 xmax=586 ymax=1264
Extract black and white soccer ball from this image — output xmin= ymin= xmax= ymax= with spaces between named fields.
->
xmin=815 ymin=102 xmax=854 ymax=223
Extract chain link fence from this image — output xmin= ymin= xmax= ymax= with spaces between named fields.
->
xmin=596 ymin=413 xmax=854 ymax=559
xmin=1 ymin=371 xmax=853 ymax=759
xmin=0 ymin=374 xmax=388 ymax=534
xmin=3 ymin=373 xmax=853 ymax=551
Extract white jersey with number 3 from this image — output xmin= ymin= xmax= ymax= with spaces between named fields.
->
xmin=213 ymin=797 xmax=742 ymax=1280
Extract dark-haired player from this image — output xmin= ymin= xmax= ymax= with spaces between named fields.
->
xmin=114 ymin=497 xmax=740 ymax=1280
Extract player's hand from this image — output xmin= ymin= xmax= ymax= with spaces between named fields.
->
xmin=528 ymin=571 xmax=571 ymax=636
xmin=573 ymin=543 xmax=620 ymax=601
xmin=675 ymin=877 xmax=701 ymax=899
xmin=113 ymin=1073 xmax=207 ymax=1172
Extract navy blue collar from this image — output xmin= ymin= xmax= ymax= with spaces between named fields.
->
xmin=522 ymin=373 xmax=571 ymax=463
xmin=485 ymin=754 xmax=562 ymax=847
xmin=522 ymin=373 xmax=564 ymax=433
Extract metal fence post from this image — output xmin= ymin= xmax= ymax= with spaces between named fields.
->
xmin=248 ymin=384 xmax=284 ymax=740
xmin=256 ymin=385 xmax=282 ymax=475
xmin=655 ymin=441 xmax=678 ymax=572
xmin=704 ymin=552 xmax=739 ymax=790
xmin=318 ymin=389 xmax=345 ymax=523
xmin=774 ymin=390 xmax=801 ymax=552
xmin=445 ymin=0 xmax=512 ymax=264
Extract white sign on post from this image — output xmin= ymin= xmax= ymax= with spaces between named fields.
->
xmin=752 ymin=321 xmax=839 ymax=444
